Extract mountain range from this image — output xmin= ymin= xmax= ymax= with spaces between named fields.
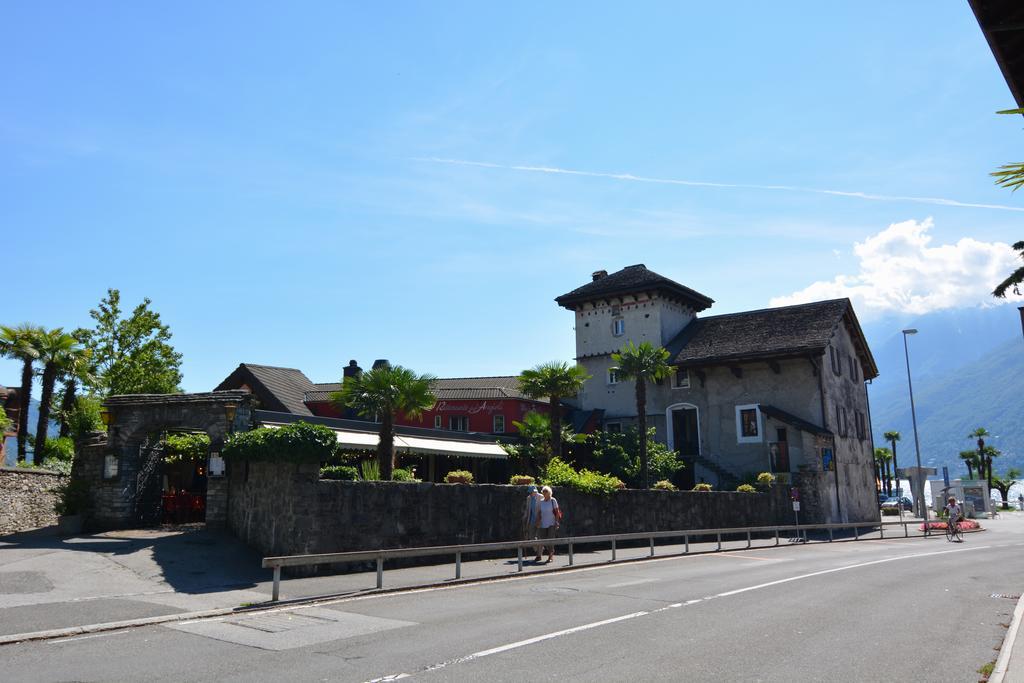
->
xmin=863 ymin=304 xmax=1024 ymax=477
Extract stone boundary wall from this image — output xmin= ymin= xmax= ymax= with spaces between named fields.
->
xmin=229 ymin=461 xmax=794 ymax=558
xmin=0 ymin=467 xmax=66 ymax=536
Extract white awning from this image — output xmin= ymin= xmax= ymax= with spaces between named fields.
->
xmin=260 ymin=422 xmax=507 ymax=460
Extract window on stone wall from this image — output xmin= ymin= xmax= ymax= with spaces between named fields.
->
xmin=612 ymin=318 xmax=625 ymax=336
xmin=606 ymin=422 xmax=622 ymax=433
xmin=830 ymin=347 xmax=842 ymax=376
xmin=607 ymin=368 xmax=620 ymax=385
xmin=673 ymin=369 xmax=690 ymax=389
xmin=736 ymin=404 xmax=762 ymax=443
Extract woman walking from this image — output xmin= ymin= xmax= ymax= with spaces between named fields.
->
xmin=535 ymin=486 xmax=561 ymax=563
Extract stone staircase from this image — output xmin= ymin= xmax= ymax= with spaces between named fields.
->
xmin=694 ymin=454 xmax=743 ymax=490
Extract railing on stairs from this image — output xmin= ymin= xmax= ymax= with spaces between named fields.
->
xmin=693 ymin=454 xmax=742 ymax=489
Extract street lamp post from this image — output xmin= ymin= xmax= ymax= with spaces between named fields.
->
xmin=902 ymin=329 xmax=928 ymax=529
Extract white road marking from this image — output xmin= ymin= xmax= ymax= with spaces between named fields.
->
xmin=364 ymin=542 xmax=995 ymax=681
xmin=606 ymin=578 xmax=659 ymax=588
xmin=47 ymin=630 xmax=131 ymax=645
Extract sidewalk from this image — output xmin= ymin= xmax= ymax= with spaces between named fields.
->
xmin=0 ymin=522 xmax=929 ymax=642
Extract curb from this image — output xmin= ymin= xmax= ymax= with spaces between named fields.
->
xmin=990 ymin=593 xmax=1024 ymax=683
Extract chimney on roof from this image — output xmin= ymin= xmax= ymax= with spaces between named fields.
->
xmin=591 ymin=270 xmax=608 ymax=281
xmin=372 ymin=359 xmax=390 ymax=370
xmin=343 ymin=360 xmax=361 ymax=378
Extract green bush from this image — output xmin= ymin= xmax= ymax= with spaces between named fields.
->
xmin=736 ymin=484 xmax=757 ymax=493
xmin=541 ymin=457 xmax=623 ymax=495
xmin=164 ymin=432 xmax=210 ymax=463
xmin=652 ymin=479 xmax=677 ymax=491
xmin=320 ymin=465 xmax=359 ymax=480
xmin=222 ymin=422 xmax=336 ymax=463
xmin=586 ymin=427 xmax=683 ymax=488
xmin=392 ymin=468 xmax=420 ymax=482
xmin=692 ymin=483 xmax=713 ymax=492
xmin=510 ymin=474 xmax=535 ymax=485
xmin=67 ymin=396 xmax=103 ymax=441
xmin=54 ymin=479 xmax=92 ymax=516
xmin=756 ymin=472 xmax=775 ymax=486
xmin=39 ymin=437 xmax=75 ymax=463
xmin=445 ymin=470 xmax=474 ymax=484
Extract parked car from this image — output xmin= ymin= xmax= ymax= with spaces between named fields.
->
xmin=878 ymin=492 xmax=890 ymax=506
xmin=881 ymin=496 xmax=912 ymax=514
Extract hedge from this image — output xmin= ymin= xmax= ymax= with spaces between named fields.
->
xmin=223 ymin=421 xmax=336 ymax=463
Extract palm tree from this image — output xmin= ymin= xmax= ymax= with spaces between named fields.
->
xmin=611 ymin=341 xmax=672 ymax=488
xmin=0 ymin=324 xmax=44 ymax=462
xmin=519 ymin=361 xmax=591 ymax=466
xmin=992 ymin=240 xmax=1024 ymax=298
xmin=33 ymin=329 xmax=81 ymax=462
xmin=968 ymin=427 xmax=992 ymax=484
xmin=874 ymin=447 xmax=894 ymax=496
xmin=959 ymin=450 xmax=980 ymax=480
xmin=330 ymin=364 xmax=436 ymax=480
xmin=55 ymin=345 xmax=95 ymax=439
xmin=884 ymin=431 xmax=901 ymax=495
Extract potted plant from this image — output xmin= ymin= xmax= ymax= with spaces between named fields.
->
xmin=54 ymin=479 xmax=92 ymax=535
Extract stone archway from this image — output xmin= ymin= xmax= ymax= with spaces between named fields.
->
xmin=87 ymin=391 xmax=253 ymax=529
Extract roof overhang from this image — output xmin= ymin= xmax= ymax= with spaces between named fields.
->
xmin=969 ymin=0 xmax=1024 ymax=108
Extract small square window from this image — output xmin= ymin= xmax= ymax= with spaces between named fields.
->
xmin=606 ymin=422 xmax=622 ymax=433
xmin=493 ymin=415 xmax=505 ymax=433
xmin=612 ymin=318 xmax=625 ymax=336
xmin=673 ymin=369 xmax=690 ymax=389
xmin=607 ymin=369 xmax=620 ymax=385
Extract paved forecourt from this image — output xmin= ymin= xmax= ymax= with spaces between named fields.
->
xmin=3 ymin=517 xmax=1023 ymax=682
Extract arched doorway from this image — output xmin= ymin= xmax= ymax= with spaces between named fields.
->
xmin=666 ymin=403 xmax=701 ymax=490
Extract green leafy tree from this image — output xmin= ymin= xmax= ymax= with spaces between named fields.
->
xmin=991 ymin=468 xmax=1022 ymax=509
xmin=330 ymin=364 xmax=436 ymax=480
xmin=75 ymin=289 xmax=183 ymax=396
xmin=65 ymin=396 xmax=104 ymax=442
xmin=588 ymin=426 xmax=683 ymax=488
xmin=0 ymin=323 xmax=44 ymax=462
xmin=33 ymin=329 xmax=81 ymax=463
xmin=883 ymin=431 xmax=901 ymax=493
xmin=610 ymin=341 xmax=672 ymax=488
xmin=519 ymin=361 xmax=590 ymax=465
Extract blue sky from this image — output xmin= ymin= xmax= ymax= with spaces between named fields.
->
xmin=3 ymin=1 xmax=1023 ymax=392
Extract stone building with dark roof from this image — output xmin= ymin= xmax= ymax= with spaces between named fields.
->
xmin=557 ymin=264 xmax=879 ymax=524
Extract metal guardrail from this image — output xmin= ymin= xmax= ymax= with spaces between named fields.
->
xmin=262 ymin=520 xmax=927 ymax=601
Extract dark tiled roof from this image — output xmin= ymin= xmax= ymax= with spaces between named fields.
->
xmin=556 ymin=264 xmax=714 ymax=311
xmin=665 ymin=299 xmax=878 ymax=378
xmin=214 ymin=363 xmax=315 ymax=415
xmin=761 ymin=404 xmax=832 ymax=438
xmin=303 ymin=376 xmax=548 ymax=404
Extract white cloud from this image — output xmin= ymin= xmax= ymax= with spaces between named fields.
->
xmin=769 ymin=219 xmax=1024 ymax=316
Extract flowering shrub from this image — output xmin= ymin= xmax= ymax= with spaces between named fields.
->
xmin=692 ymin=483 xmax=713 ymax=492
xmin=756 ymin=472 xmax=775 ymax=486
xmin=652 ymin=480 xmax=677 ymax=491
xmin=392 ymin=468 xmax=420 ymax=482
xmin=445 ymin=470 xmax=474 ymax=484
xmin=921 ymin=519 xmax=981 ymax=531
xmin=510 ymin=475 xmax=535 ymax=485
xmin=736 ymin=484 xmax=757 ymax=493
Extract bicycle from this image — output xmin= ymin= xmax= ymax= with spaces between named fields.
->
xmin=945 ymin=516 xmax=964 ymax=543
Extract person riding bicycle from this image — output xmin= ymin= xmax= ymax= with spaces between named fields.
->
xmin=944 ymin=496 xmax=963 ymax=527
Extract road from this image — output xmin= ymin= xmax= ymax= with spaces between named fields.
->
xmin=3 ymin=521 xmax=1023 ymax=682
